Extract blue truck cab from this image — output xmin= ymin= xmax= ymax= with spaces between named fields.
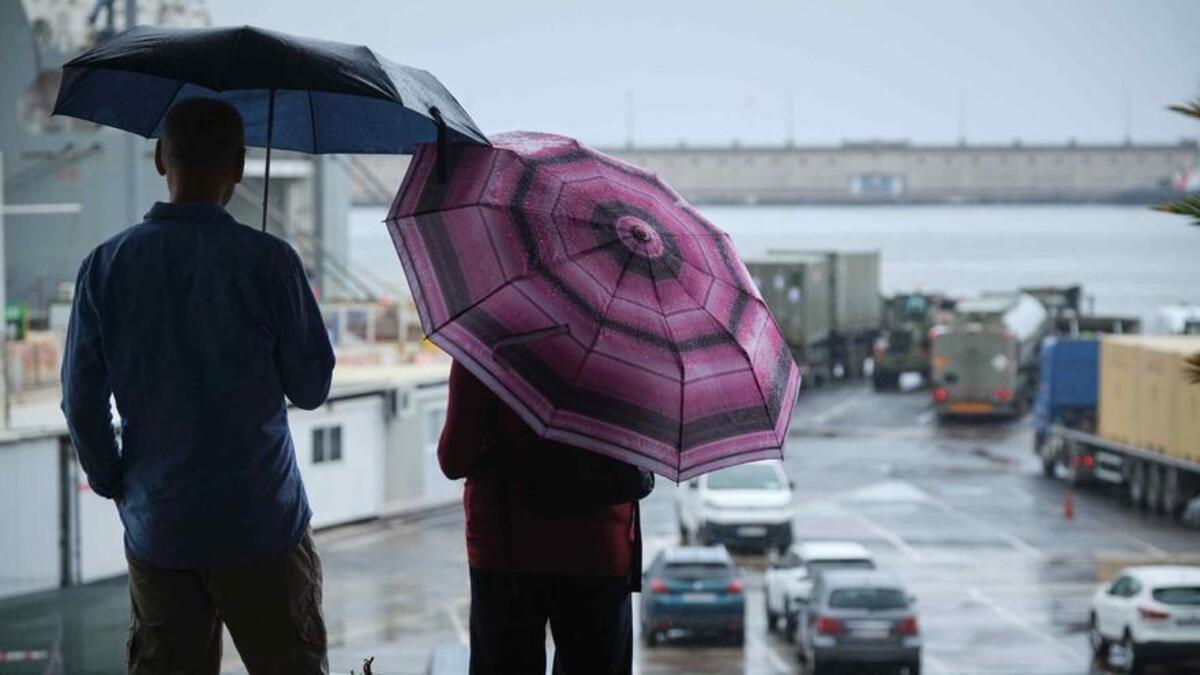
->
xmin=1034 ymin=337 xmax=1100 ymax=476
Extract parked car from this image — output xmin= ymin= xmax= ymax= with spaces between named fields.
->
xmin=795 ymin=570 xmax=921 ymax=675
xmin=763 ymin=541 xmax=876 ymax=640
xmin=640 ymin=546 xmax=745 ymax=647
xmin=1089 ymin=565 xmax=1200 ymax=673
xmin=676 ymin=460 xmax=794 ymax=553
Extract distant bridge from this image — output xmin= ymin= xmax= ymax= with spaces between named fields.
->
xmin=347 ymin=140 xmax=1199 ymax=206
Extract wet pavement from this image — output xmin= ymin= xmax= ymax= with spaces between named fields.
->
xmin=2 ymin=381 xmax=1199 ymax=674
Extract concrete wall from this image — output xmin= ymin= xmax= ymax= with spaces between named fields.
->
xmin=0 ymin=433 xmax=61 ymax=598
xmin=348 ymin=141 xmax=1199 ymax=206
xmin=0 ymin=373 xmax=453 ymax=600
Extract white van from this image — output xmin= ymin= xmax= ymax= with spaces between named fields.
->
xmin=676 ymin=461 xmax=794 ymax=553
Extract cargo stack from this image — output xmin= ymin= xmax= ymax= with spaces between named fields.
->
xmin=1098 ymin=336 xmax=1200 ymax=463
xmin=746 ymin=251 xmax=881 ymax=384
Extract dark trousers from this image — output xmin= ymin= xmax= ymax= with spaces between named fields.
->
xmin=124 ymin=530 xmax=328 ymax=675
xmin=468 ymin=567 xmax=632 ymax=675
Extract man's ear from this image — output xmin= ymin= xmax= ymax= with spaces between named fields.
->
xmin=232 ymin=146 xmax=245 ymax=184
xmin=154 ymin=140 xmax=166 ymax=176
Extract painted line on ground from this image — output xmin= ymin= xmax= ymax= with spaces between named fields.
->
xmin=846 ymin=510 xmax=924 ymax=561
xmin=967 ymin=587 xmax=1086 ymax=664
xmin=747 ymin=632 xmax=794 ymax=673
xmin=807 ymin=390 xmax=870 ymax=427
xmin=923 ymin=493 xmax=1046 ymax=560
xmin=445 ymin=598 xmax=470 ymax=646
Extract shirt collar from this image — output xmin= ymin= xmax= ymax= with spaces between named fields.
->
xmin=144 ymin=201 xmax=237 ymax=224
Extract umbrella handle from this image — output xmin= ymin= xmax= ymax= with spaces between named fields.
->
xmin=492 ymin=325 xmax=571 ymax=369
xmin=429 ymin=106 xmax=448 ymax=183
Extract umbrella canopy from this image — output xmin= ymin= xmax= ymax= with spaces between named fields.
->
xmin=53 ymin=25 xmax=487 ymax=152
xmin=52 ymin=25 xmax=488 ymax=226
xmin=386 ymin=132 xmax=801 ymax=481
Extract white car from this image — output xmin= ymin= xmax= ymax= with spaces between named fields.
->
xmin=763 ymin=541 xmax=875 ymax=639
xmin=1090 ymin=565 xmax=1200 ymax=673
xmin=676 ymin=461 xmax=793 ymax=553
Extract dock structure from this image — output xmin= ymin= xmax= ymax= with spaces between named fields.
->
xmin=347 ymin=139 xmax=1199 ymax=206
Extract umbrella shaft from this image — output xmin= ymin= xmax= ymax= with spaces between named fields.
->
xmin=261 ymin=89 xmax=276 ymax=232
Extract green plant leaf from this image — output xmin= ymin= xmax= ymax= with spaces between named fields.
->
xmin=1167 ymin=99 xmax=1200 ymax=120
xmin=1153 ymin=194 xmax=1200 ymax=226
xmin=1186 ymin=352 xmax=1200 ymax=386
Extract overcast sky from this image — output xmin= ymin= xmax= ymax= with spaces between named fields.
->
xmin=206 ymin=0 xmax=1200 ymax=147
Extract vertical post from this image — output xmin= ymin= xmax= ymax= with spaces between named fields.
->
xmin=0 ymin=152 xmax=6 ymax=432
xmin=262 ymin=89 xmax=276 ymax=231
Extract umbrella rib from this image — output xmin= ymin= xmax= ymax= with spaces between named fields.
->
xmin=565 ymin=246 xmax=638 ymax=389
xmin=661 ymin=252 xmax=778 ymax=445
xmin=148 ymin=79 xmax=188 ymax=138
xmin=644 ymin=254 xmax=687 ymax=459
xmin=422 ymin=236 xmax=627 ymax=338
xmin=307 ymin=89 xmax=319 ymax=154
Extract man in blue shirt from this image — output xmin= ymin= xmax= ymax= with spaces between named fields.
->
xmin=61 ymin=97 xmax=334 ymax=674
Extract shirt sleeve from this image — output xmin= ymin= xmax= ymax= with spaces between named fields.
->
xmin=60 ymin=253 xmax=122 ymax=500
xmin=273 ymin=243 xmax=336 ymax=410
xmin=437 ymin=361 xmax=494 ymax=480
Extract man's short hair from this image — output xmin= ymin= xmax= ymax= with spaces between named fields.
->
xmin=160 ymin=98 xmax=245 ymax=170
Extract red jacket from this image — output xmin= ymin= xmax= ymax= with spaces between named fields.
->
xmin=438 ymin=361 xmax=636 ymax=577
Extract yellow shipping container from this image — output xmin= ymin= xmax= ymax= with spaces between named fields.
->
xmin=1099 ymin=335 xmax=1200 ymax=463
xmin=1098 ymin=336 xmax=1138 ymax=445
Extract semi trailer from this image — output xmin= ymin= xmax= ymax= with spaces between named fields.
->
xmin=1035 ymin=336 xmax=1200 ymax=518
xmin=746 ymin=250 xmax=881 ymax=386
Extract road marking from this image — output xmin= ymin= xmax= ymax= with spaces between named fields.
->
xmin=916 ymin=410 xmax=935 ymax=425
xmin=445 ymin=598 xmax=470 ymax=646
xmin=747 ymin=632 xmax=793 ymax=673
xmin=967 ymin=587 xmax=1085 ymax=664
xmin=808 ymin=389 xmax=869 ymax=427
xmin=923 ymin=493 xmax=1045 ymax=560
xmin=923 ymin=652 xmax=953 ymax=674
xmin=846 ymin=510 xmax=924 ymax=561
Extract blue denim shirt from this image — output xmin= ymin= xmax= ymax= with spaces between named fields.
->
xmin=61 ymin=201 xmax=335 ymax=569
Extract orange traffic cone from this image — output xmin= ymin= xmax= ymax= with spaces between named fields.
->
xmin=1063 ymin=490 xmax=1075 ymax=520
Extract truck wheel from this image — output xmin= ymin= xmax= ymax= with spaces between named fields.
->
xmin=1127 ymin=461 xmax=1147 ymax=509
xmin=1162 ymin=467 xmax=1184 ymax=517
xmin=1146 ymin=464 xmax=1164 ymax=514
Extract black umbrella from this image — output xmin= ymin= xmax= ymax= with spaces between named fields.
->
xmin=52 ymin=25 xmax=488 ymax=229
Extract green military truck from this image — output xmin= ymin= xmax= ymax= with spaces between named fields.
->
xmin=930 ymin=292 xmax=1052 ymax=418
xmin=872 ymin=292 xmax=954 ymax=390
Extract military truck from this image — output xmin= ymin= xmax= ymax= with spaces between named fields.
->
xmin=872 ymin=292 xmax=955 ymax=390
xmin=930 ymin=292 xmax=1051 ymax=418
xmin=746 ymin=250 xmax=881 ymax=386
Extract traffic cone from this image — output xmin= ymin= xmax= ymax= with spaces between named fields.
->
xmin=1063 ymin=490 xmax=1075 ymax=520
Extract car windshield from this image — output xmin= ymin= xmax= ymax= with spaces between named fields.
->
xmin=828 ymin=588 xmax=908 ymax=610
xmin=807 ymin=559 xmax=875 ymax=573
xmin=1152 ymin=587 xmax=1200 ymax=606
xmin=706 ymin=464 xmax=782 ymax=490
xmin=663 ymin=563 xmax=730 ymax=579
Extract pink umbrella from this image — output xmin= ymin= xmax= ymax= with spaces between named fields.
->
xmin=386 ymin=132 xmax=800 ymax=481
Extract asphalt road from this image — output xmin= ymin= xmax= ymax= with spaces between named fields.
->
xmin=3 ymin=380 xmax=1199 ymax=674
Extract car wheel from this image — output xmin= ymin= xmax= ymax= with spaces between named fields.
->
xmin=641 ymin=625 xmax=658 ymax=648
xmin=809 ymin=658 xmax=829 ymax=675
xmin=1087 ymin=613 xmax=1109 ymax=659
xmin=1109 ymin=631 xmax=1143 ymax=674
xmin=729 ymin=629 xmax=744 ymax=647
xmin=902 ymin=658 xmax=921 ymax=675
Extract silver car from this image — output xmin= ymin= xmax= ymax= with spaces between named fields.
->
xmin=795 ymin=570 xmax=921 ymax=674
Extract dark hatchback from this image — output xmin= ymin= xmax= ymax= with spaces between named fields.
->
xmin=641 ymin=546 xmax=745 ymax=646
